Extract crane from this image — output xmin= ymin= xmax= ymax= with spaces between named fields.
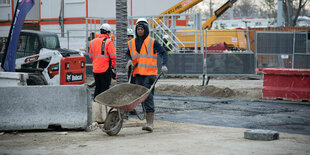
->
xmin=160 ymin=0 xmax=203 ymax=15
xmin=202 ymin=0 xmax=238 ymax=29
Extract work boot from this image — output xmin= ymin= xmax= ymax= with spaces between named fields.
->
xmin=129 ymin=109 xmax=137 ymax=115
xmin=142 ymin=112 xmax=154 ymax=132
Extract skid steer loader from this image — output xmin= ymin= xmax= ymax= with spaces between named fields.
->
xmin=0 ymin=30 xmax=86 ymax=85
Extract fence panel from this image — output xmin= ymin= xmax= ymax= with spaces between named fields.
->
xmin=256 ymin=31 xmax=309 ymax=69
xmin=256 ymin=32 xmax=294 ymax=54
xmin=158 ymin=53 xmax=204 ymax=75
xmin=206 ymin=53 xmax=256 ymax=75
xmin=294 ymin=54 xmax=310 ymax=69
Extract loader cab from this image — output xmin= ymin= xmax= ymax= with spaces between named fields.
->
xmin=16 ymin=32 xmax=41 ymax=59
xmin=16 ymin=30 xmax=61 ymax=71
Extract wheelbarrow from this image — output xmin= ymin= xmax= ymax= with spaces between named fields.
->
xmin=95 ymin=72 xmax=163 ymax=136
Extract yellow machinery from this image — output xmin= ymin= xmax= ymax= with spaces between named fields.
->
xmin=160 ymin=0 xmax=203 ymax=15
xmin=202 ymin=0 xmax=237 ymax=29
xmin=176 ymin=28 xmax=247 ymax=49
xmin=160 ymin=0 xmax=246 ymax=51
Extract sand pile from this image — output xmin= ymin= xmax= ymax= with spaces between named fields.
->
xmin=155 ymin=84 xmax=262 ymax=99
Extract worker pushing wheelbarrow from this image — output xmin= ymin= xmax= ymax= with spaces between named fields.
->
xmin=95 ymin=72 xmax=163 ymax=136
xmin=95 ymin=18 xmax=169 ymax=136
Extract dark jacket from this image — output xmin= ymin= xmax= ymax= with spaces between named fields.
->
xmin=126 ymin=23 xmax=168 ymax=65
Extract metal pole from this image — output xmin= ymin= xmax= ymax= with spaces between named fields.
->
xmin=277 ymin=0 xmax=284 ymax=27
xmin=67 ymin=30 xmax=69 ymax=49
xmin=243 ymin=20 xmax=251 ymax=52
xmin=85 ymin=18 xmax=88 ymax=51
xmin=255 ymin=31 xmax=258 ymax=71
xmin=194 ymin=14 xmax=198 ymax=53
xmin=292 ymin=31 xmax=295 ymax=69
xmin=60 ymin=0 xmax=64 ymax=37
xmin=198 ymin=13 xmax=204 ymax=54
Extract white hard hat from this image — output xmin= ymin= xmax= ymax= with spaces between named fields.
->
xmin=100 ymin=23 xmax=112 ymax=32
xmin=163 ymin=35 xmax=169 ymax=39
xmin=136 ymin=18 xmax=148 ymax=25
xmin=127 ymin=28 xmax=134 ymax=36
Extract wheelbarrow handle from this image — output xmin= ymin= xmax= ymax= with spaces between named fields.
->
xmin=128 ymin=63 xmax=138 ymax=83
xmin=150 ymin=72 xmax=163 ymax=91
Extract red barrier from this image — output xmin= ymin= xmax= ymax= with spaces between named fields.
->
xmin=262 ymin=68 xmax=310 ymax=101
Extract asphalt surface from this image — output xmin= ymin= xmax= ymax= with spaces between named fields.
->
xmin=131 ymin=94 xmax=310 ymax=135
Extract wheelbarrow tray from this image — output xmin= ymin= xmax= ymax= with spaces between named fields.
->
xmin=95 ymin=83 xmax=150 ymax=112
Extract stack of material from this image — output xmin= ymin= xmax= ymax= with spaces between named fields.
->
xmin=116 ymin=0 xmax=128 ymax=84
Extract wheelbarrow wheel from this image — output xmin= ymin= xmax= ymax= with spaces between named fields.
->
xmin=103 ymin=111 xmax=123 ymax=136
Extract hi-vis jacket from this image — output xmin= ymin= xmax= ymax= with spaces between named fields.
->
xmin=89 ymin=34 xmax=116 ymax=73
xmin=128 ymin=36 xmax=157 ymax=77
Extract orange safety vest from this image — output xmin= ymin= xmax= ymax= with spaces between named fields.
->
xmin=95 ymin=33 xmax=102 ymax=38
xmin=128 ymin=36 xmax=157 ymax=77
xmin=89 ymin=35 xmax=116 ymax=73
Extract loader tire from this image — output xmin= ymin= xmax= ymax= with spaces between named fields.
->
xmin=27 ymin=74 xmax=47 ymax=85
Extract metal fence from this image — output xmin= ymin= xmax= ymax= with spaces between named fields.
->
xmin=158 ymin=53 xmax=204 ymax=76
xmin=256 ymin=31 xmax=310 ymax=69
xmin=55 ymin=30 xmax=86 ymax=51
xmin=206 ymin=53 xmax=256 ymax=75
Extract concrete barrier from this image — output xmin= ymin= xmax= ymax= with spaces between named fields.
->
xmin=263 ymin=68 xmax=310 ymax=101
xmin=0 ymin=85 xmax=92 ymax=131
xmin=0 ymin=72 xmax=28 ymax=86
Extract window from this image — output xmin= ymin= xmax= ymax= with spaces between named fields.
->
xmin=0 ymin=0 xmax=10 ymax=6
xmin=16 ymin=35 xmax=39 ymax=58
xmin=25 ymin=35 xmax=39 ymax=56
xmin=43 ymin=36 xmax=58 ymax=49
xmin=16 ymin=35 xmax=27 ymax=58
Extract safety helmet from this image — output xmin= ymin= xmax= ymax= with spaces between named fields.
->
xmin=127 ymin=28 xmax=134 ymax=36
xmin=163 ymin=35 xmax=169 ymax=39
xmin=100 ymin=23 xmax=112 ymax=32
xmin=136 ymin=18 xmax=148 ymax=26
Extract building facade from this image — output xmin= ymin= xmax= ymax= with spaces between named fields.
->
xmin=0 ymin=0 xmax=183 ymax=37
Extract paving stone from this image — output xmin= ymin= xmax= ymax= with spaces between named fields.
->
xmin=244 ymin=129 xmax=279 ymax=141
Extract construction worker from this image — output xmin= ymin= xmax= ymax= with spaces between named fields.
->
xmin=127 ymin=28 xmax=135 ymax=83
xmin=126 ymin=18 xmax=168 ymax=132
xmin=162 ymin=35 xmax=172 ymax=53
xmin=89 ymin=23 xmax=116 ymax=98
xmin=127 ymin=28 xmax=134 ymax=41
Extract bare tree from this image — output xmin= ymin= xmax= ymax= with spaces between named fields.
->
xmin=233 ymin=0 xmax=260 ymax=17
xmin=262 ymin=0 xmax=277 ymax=18
xmin=189 ymin=0 xmax=210 ymax=19
xmin=263 ymin=0 xmax=309 ymax=26
xmin=287 ymin=0 xmax=309 ymax=26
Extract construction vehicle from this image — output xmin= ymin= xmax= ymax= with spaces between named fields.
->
xmin=202 ymin=0 xmax=237 ymax=29
xmin=0 ymin=30 xmax=86 ymax=85
xmin=159 ymin=0 xmax=245 ymax=52
xmin=160 ymin=0 xmax=203 ymax=15
xmin=177 ymin=28 xmax=247 ymax=51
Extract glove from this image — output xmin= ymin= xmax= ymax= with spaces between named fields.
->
xmin=126 ymin=60 xmax=133 ymax=71
xmin=161 ymin=65 xmax=168 ymax=74
xmin=111 ymin=68 xmax=116 ymax=80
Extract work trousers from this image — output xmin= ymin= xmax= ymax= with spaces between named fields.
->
xmin=135 ymin=75 xmax=156 ymax=113
xmin=93 ymin=69 xmax=111 ymax=98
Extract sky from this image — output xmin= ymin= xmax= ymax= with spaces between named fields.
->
xmin=195 ymin=0 xmax=265 ymax=11
xmin=192 ymin=0 xmax=310 ymax=19
xmin=196 ymin=0 xmax=310 ymax=12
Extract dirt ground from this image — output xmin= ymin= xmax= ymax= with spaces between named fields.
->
xmin=1 ymin=120 xmax=310 ymax=155
xmin=86 ymin=76 xmax=263 ymax=100
xmin=155 ymin=77 xmax=263 ymax=99
xmin=2 ymin=76 xmax=308 ymax=154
